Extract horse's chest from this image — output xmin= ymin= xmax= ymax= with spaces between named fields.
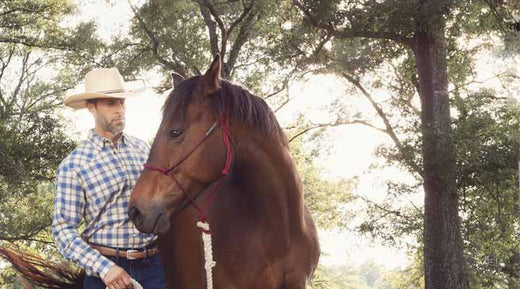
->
xmin=161 ymin=225 xmax=285 ymax=289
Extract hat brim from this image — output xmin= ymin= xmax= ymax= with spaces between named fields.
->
xmin=64 ymin=88 xmax=147 ymax=110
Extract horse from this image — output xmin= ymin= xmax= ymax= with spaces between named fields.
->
xmin=128 ymin=55 xmax=320 ymax=289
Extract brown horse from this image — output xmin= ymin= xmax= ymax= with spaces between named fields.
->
xmin=128 ymin=55 xmax=320 ymax=289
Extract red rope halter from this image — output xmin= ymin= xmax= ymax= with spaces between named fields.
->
xmin=143 ymin=115 xmax=232 ymax=231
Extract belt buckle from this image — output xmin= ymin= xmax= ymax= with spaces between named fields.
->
xmin=126 ymin=249 xmax=138 ymax=260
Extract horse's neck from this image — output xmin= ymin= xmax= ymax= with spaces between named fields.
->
xmin=232 ymin=134 xmax=305 ymax=229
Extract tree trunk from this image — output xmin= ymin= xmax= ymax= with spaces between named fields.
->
xmin=414 ymin=1 xmax=470 ymax=288
xmin=506 ymin=251 xmax=520 ymax=288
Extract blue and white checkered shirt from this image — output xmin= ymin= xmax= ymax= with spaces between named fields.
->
xmin=52 ymin=129 xmax=156 ymax=278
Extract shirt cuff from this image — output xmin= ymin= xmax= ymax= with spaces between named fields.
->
xmin=97 ymin=258 xmax=115 ymax=280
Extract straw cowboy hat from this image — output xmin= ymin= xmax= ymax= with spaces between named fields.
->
xmin=64 ymin=68 xmax=145 ymax=110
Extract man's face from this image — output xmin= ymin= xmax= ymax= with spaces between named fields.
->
xmin=87 ymin=98 xmax=126 ymax=135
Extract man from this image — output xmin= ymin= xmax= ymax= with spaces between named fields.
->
xmin=52 ymin=68 xmax=166 ymax=289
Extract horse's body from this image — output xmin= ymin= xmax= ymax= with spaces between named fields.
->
xmin=154 ymin=136 xmax=319 ymax=288
xmin=129 ymin=56 xmax=320 ymax=288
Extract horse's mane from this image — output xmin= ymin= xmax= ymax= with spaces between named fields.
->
xmin=162 ymin=77 xmax=288 ymax=147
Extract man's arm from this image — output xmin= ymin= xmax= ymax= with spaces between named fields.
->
xmin=52 ymin=163 xmax=114 ymax=278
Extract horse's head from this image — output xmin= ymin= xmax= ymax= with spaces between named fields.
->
xmin=129 ymin=55 xmax=230 ymax=234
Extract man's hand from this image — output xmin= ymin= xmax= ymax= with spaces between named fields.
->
xmin=103 ymin=265 xmax=134 ymax=289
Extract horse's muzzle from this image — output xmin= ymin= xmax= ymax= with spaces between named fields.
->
xmin=129 ymin=202 xmax=171 ymax=234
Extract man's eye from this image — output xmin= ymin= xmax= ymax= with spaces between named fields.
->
xmin=170 ymin=129 xmax=183 ymax=138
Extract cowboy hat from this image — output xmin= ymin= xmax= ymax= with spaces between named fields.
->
xmin=64 ymin=67 xmax=145 ymax=110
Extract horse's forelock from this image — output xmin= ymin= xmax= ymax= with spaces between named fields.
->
xmin=162 ymin=76 xmax=200 ymax=122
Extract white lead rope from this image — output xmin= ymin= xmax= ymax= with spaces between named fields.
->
xmin=196 ymin=221 xmax=216 ymax=289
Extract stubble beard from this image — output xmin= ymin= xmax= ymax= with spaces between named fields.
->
xmin=102 ymin=116 xmax=125 ymax=135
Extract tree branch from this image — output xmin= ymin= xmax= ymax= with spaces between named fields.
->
xmin=227 ymin=0 xmax=255 ymax=36
xmin=199 ymin=0 xmax=259 ymax=77
xmin=203 ymin=0 xmax=228 ymax=58
xmin=0 ymin=37 xmax=47 ymax=49
xmin=482 ymin=0 xmax=511 ymax=33
xmin=129 ymin=1 xmax=179 ymax=71
xmin=198 ymin=1 xmax=220 ymax=56
xmin=271 ymin=69 xmax=319 ymax=112
xmin=342 ymin=72 xmax=424 ymax=176
xmin=287 ymin=119 xmax=386 ymax=143
xmin=0 ymin=46 xmax=15 ymax=110
xmin=449 ymin=71 xmax=513 ymax=93
xmin=9 ymin=51 xmax=30 ymax=110
xmin=227 ymin=10 xmax=257 ymax=76
xmin=0 ymin=222 xmax=51 ymax=243
xmin=362 ymin=196 xmax=403 ymax=220
xmin=292 ymin=0 xmax=413 ymax=47
xmin=388 ymin=62 xmax=421 ymax=115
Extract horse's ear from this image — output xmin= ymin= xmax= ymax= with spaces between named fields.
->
xmin=202 ymin=54 xmax=221 ymax=94
xmin=171 ymin=72 xmax=184 ymax=89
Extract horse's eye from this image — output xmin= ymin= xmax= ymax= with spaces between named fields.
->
xmin=170 ymin=129 xmax=183 ymax=138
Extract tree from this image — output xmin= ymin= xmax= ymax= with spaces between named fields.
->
xmin=106 ymin=0 xmax=333 ymax=108
xmin=290 ymin=1 xmax=467 ymax=287
xmin=359 ymin=90 xmax=520 ymax=288
xmin=453 ymin=92 xmax=520 ymax=288
xmin=288 ymin=0 xmax=520 ymax=288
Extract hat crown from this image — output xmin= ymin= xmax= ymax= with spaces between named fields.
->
xmin=84 ymin=68 xmax=126 ymax=93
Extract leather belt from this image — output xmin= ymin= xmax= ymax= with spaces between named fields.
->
xmin=89 ymin=243 xmax=159 ymax=260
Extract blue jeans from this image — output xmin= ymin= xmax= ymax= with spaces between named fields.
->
xmin=83 ymin=254 xmax=166 ymax=288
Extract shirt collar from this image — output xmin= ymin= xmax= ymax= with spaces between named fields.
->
xmin=88 ymin=129 xmax=127 ymax=150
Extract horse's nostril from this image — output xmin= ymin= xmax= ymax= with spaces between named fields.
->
xmin=129 ymin=205 xmax=142 ymax=224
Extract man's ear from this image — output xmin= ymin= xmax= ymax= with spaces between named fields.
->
xmin=86 ymin=101 xmax=96 ymax=114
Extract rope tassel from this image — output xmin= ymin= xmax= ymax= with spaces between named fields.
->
xmin=196 ymin=221 xmax=216 ymax=289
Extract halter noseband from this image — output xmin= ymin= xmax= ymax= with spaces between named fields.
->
xmin=143 ymin=115 xmax=232 ymax=225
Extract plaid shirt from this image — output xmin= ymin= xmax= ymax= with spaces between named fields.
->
xmin=52 ymin=129 xmax=156 ymax=278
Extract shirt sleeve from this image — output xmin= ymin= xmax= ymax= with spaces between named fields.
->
xmin=52 ymin=162 xmax=115 ymax=279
